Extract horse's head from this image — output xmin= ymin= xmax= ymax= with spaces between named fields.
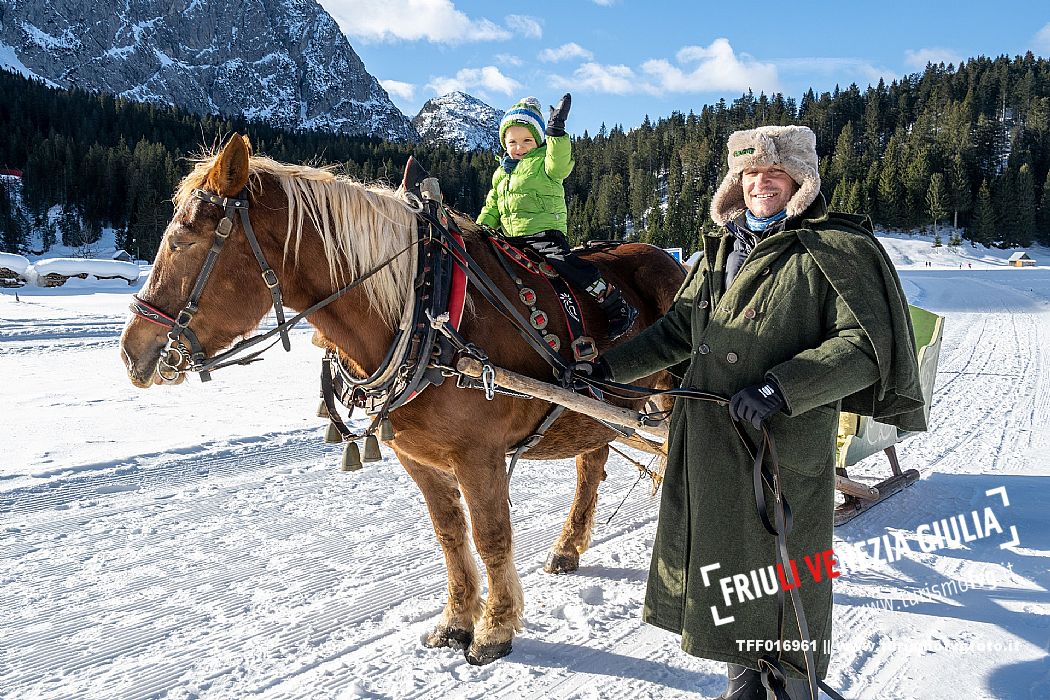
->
xmin=120 ymin=134 xmax=280 ymax=388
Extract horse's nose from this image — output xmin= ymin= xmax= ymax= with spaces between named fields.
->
xmin=119 ymin=328 xmax=165 ymax=388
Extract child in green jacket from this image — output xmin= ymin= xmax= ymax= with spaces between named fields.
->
xmin=476 ymin=94 xmax=637 ymax=339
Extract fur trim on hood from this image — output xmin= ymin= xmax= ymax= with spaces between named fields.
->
xmin=709 ymin=125 xmax=820 ymax=226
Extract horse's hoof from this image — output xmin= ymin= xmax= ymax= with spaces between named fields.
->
xmin=544 ymin=550 xmax=579 ymax=574
xmin=423 ymin=625 xmax=473 ymax=650
xmin=465 ymin=639 xmax=513 ymax=665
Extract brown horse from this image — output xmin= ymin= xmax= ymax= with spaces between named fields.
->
xmin=119 ymin=134 xmax=684 ymax=665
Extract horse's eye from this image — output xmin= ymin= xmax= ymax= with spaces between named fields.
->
xmin=169 ymin=239 xmax=195 ymax=252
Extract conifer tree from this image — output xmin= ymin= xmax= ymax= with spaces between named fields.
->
xmin=1016 ymin=163 xmax=1036 ymax=247
xmin=997 ymin=170 xmax=1020 ymax=246
xmin=948 ymin=153 xmax=971 ymax=230
xmin=905 ymin=145 xmax=932 ymax=228
xmin=1037 ymin=169 xmax=1050 ymax=246
xmin=971 ymin=179 xmax=997 ymax=246
xmin=926 ymin=173 xmax=949 ymax=238
xmin=877 ymin=134 xmax=906 ymax=229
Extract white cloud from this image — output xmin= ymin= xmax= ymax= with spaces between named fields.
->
xmin=549 ymin=39 xmax=775 ymax=96
xmin=775 ymin=57 xmax=898 ymax=87
xmin=428 ymin=66 xmax=521 ymax=97
xmin=642 ymin=39 xmax=779 ymax=93
xmin=324 ymin=0 xmax=509 ymax=44
xmin=904 ymin=47 xmax=963 ymax=69
xmin=551 ymin=62 xmax=653 ymax=95
xmin=495 ymin=53 xmax=523 ymax=67
xmin=1032 ymin=22 xmax=1050 ymax=54
xmin=379 ymin=79 xmax=415 ymax=101
xmin=505 ymin=14 xmax=542 ymax=39
xmin=592 ymin=0 xmax=617 ymax=5
xmin=538 ymin=42 xmax=594 ymax=63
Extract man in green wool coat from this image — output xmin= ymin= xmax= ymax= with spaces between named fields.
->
xmin=583 ymin=125 xmax=926 ymax=699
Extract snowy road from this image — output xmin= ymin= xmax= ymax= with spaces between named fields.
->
xmin=1 ymin=264 xmax=1049 ymax=699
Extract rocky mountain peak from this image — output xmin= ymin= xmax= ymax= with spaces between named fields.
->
xmin=0 ymin=0 xmax=417 ymax=141
xmin=412 ymin=92 xmax=503 ymax=152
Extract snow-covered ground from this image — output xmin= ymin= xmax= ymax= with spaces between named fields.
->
xmin=1 ymin=235 xmax=1049 ymax=699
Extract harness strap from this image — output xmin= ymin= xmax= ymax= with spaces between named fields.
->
xmin=237 ymin=205 xmax=291 ymax=351
xmin=424 ymin=213 xmax=569 ymax=374
xmin=320 ymin=354 xmax=354 ymax=441
xmin=506 ymin=403 xmax=566 ymax=481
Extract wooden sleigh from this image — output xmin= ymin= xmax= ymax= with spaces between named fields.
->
xmin=457 ymin=305 xmax=944 ymax=527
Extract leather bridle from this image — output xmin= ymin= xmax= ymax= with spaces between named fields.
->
xmin=129 ymin=188 xmax=291 ymax=382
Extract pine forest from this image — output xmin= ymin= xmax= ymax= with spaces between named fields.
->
xmin=2 ymin=53 xmax=1050 ymax=258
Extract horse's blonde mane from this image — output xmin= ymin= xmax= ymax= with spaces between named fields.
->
xmin=175 ymin=152 xmax=419 ymax=328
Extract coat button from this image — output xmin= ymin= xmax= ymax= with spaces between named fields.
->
xmin=726 ymin=352 xmax=738 ymax=363
xmin=699 ymin=299 xmax=709 ymax=309
xmin=698 ymin=343 xmax=710 ymax=355
xmin=744 ymin=307 xmax=756 ymax=319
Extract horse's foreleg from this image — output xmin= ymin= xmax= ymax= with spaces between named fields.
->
xmin=398 ymin=454 xmax=481 ymax=650
xmin=545 ymin=444 xmax=609 ymax=574
xmin=455 ymin=455 xmax=523 ymax=665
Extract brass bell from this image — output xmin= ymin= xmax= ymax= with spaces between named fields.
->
xmin=341 ymin=442 xmax=363 ymax=471
xmin=379 ymin=417 xmax=395 ymax=441
xmin=316 ymin=399 xmax=330 ymax=419
xmin=362 ymin=434 xmax=382 ymax=462
xmin=324 ymin=422 xmax=343 ymax=444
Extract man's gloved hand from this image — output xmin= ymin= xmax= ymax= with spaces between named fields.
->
xmin=570 ymin=356 xmax=610 ymax=383
xmin=729 ymin=379 xmax=785 ymax=429
xmin=562 ymin=356 xmax=611 ymax=400
xmin=562 ymin=356 xmax=613 ymax=394
xmin=547 ymin=93 xmax=572 ymax=137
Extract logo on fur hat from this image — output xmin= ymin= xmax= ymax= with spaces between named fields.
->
xmin=732 ymin=148 xmax=756 ymax=157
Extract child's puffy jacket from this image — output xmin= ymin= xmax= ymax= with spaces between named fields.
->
xmin=476 ymin=135 xmax=573 ymax=237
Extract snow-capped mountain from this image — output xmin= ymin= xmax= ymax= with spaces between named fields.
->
xmin=412 ymin=92 xmax=503 ymax=152
xmin=0 ymin=0 xmax=416 ymax=141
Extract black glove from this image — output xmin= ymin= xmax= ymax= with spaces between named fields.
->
xmin=729 ymin=379 xmax=785 ymax=429
xmin=571 ymin=356 xmax=610 ymax=382
xmin=547 ymin=93 xmax=572 ymax=137
xmin=563 ymin=356 xmax=611 ymax=399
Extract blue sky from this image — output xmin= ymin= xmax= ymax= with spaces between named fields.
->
xmin=317 ymin=1 xmax=1050 ymax=136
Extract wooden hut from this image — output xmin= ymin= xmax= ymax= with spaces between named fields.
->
xmin=1008 ymin=252 xmax=1036 ymax=267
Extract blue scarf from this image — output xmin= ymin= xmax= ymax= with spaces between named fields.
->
xmin=501 ymin=154 xmax=519 ymax=174
xmin=744 ymin=208 xmax=787 ymax=233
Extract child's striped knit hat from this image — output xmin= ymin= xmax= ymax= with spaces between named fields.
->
xmin=499 ymin=97 xmax=546 ymax=149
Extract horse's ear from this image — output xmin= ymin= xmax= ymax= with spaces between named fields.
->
xmin=241 ymin=134 xmax=253 ymax=157
xmin=206 ymin=133 xmax=250 ymax=196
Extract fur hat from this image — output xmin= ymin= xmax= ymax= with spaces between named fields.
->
xmin=500 ymin=97 xmax=546 ymax=149
xmin=709 ymin=125 xmax=820 ymax=225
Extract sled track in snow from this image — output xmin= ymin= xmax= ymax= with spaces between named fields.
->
xmin=829 ymin=276 xmax=1047 ymax=700
xmin=1 ymin=433 xmax=663 ymax=699
xmin=0 ymin=427 xmax=339 ymax=521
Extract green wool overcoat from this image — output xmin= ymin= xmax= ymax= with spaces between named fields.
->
xmin=602 ymin=197 xmax=925 ymax=678
xmin=476 ymin=134 xmax=573 ymax=237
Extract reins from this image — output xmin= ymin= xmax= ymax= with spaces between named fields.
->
xmin=572 ymin=372 xmax=845 ymax=700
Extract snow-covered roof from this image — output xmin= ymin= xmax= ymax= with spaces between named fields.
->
xmin=0 ymin=251 xmax=31 ymax=274
xmin=1008 ymin=252 xmax=1033 ymax=261
xmin=32 ymin=258 xmax=139 ymax=278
